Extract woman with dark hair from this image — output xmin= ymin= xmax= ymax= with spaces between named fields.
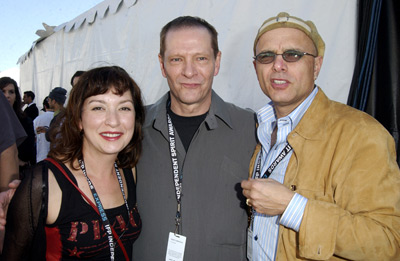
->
xmin=2 ymin=66 xmax=144 ymax=260
xmin=0 ymin=77 xmax=36 ymax=169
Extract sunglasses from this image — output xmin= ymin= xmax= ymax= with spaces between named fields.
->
xmin=254 ymin=50 xmax=316 ymax=64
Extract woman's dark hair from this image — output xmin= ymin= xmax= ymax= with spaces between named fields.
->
xmin=0 ymin=77 xmax=24 ymax=119
xmin=48 ymin=66 xmax=145 ymax=169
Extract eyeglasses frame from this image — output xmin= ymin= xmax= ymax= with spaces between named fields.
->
xmin=253 ymin=50 xmax=317 ymax=64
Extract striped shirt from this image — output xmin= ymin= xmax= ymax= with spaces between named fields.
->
xmin=251 ymin=87 xmax=318 ymax=260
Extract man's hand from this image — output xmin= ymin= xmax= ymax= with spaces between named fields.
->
xmin=0 ymin=179 xmax=20 ymax=230
xmin=36 ymin=126 xmax=48 ymax=134
xmin=241 ymin=178 xmax=295 ymax=216
xmin=0 ymin=179 xmax=19 ymax=253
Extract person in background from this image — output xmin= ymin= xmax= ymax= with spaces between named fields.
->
xmin=0 ymin=77 xmax=36 ymax=170
xmin=241 ymin=12 xmax=400 ymax=260
xmin=45 ymin=87 xmax=67 ymax=143
xmin=2 ymin=66 xmax=144 ymax=259
xmin=132 ymin=16 xmax=257 ymax=260
xmin=34 ymin=96 xmax=54 ymax=162
xmin=71 ymin=70 xmax=85 ymax=87
xmin=22 ymin=90 xmax=39 ymax=120
xmin=43 ymin=71 xmax=85 ymax=146
xmin=39 ymin=95 xmax=50 ymax=113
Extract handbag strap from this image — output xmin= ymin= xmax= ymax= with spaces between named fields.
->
xmin=44 ymin=158 xmax=129 ymax=261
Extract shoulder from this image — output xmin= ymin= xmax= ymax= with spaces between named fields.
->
xmin=327 ymin=99 xmax=388 ymax=134
xmin=128 ymin=167 xmax=136 ymax=184
xmin=298 ymin=92 xmax=395 ymax=156
xmin=34 ymin=111 xmax=54 ymax=124
xmin=145 ymin=94 xmax=168 ymax=115
xmin=223 ymin=101 xmax=255 ymax=119
xmin=211 ymin=92 xmax=256 ymax=128
xmin=305 ymin=89 xmax=388 ymax=134
xmin=143 ymin=93 xmax=169 ymax=127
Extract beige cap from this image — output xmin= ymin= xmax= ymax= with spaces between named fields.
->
xmin=253 ymin=12 xmax=325 ymax=57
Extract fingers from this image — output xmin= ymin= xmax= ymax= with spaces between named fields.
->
xmin=0 ymin=183 xmax=19 ymax=231
xmin=240 ymin=179 xmax=252 ymax=189
xmin=240 ymin=180 xmax=251 ymax=199
xmin=0 ymin=194 xmax=8 ymax=230
xmin=8 ymin=179 xmax=20 ymax=189
xmin=241 ymin=178 xmax=295 ymax=215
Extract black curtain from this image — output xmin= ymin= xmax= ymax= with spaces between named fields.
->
xmin=348 ymin=0 xmax=400 ymax=165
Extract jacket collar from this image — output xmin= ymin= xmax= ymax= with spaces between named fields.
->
xmin=291 ymin=87 xmax=331 ymax=141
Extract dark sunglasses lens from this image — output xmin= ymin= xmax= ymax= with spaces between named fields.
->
xmin=283 ymin=51 xmax=303 ymax=62
xmin=257 ymin=53 xmax=275 ymax=64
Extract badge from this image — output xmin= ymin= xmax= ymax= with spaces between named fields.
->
xmin=166 ymin=232 xmax=186 ymax=261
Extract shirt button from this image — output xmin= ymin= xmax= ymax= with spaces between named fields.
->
xmin=254 ymin=235 xmax=258 ymax=241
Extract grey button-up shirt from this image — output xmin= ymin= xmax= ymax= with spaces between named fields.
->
xmin=133 ymin=90 xmax=257 ymax=260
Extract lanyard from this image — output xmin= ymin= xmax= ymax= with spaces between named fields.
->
xmin=254 ymin=143 xmax=292 ymax=179
xmin=78 ymin=159 xmax=130 ymax=261
xmin=167 ymin=113 xmax=183 ymax=234
xmin=250 ymin=143 xmax=293 ymax=230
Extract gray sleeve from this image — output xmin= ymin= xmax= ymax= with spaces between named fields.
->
xmin=0 ymin=93 xmax=26 ymax=152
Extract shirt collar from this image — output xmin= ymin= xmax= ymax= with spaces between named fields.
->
xmin=205 ymin=90 xmax=234 ymax=130
xmin=257 ymin=86 xmax=319 ymax=131
xmin=148 ymin=90 xmax=234 ymax=131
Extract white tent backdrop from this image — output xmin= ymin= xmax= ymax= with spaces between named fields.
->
xmin=19 ymin=0 xmax=357 ymax=111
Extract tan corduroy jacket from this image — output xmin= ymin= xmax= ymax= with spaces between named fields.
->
xmin=249 ymin=88 xmax=400 ymax=260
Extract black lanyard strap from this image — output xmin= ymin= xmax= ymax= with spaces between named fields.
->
xmin=167 ymin=113 xmax=183 ymax=234
xmin=250 ymin=143 xmax=293 ymax=229
xmin=254 ymin=143 xmax=292 ymax=179
xmin=79 ymin=159 xmax=129 ymax=261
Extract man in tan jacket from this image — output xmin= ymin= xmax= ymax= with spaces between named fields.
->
xmin=242 ymin=12 xmax=400 ymax=260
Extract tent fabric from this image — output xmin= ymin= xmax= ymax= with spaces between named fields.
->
xmin=17 ymin=0 xmax=129 ymax=64
xmin=347 ymin=0 xmax=400 ymax=165
xmin=347 ymin=0 xmax=382 ymax=111
xmin=366 ymin=0 xmax=399 ymax=165
xmin=19 ymin=0 xmax=357 ymax=112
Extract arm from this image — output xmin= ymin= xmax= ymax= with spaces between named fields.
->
xmin=2 ymin=163 xmax=48 ymax=259
xmin=132 ymin=167 xmax=137 ymax=184
xmin=243 ymin=123 xmax=400 ymax=260
xmin=0 ymin=93 xmax=26 ymax=188
xmin=0 ymin=180 xmax=20 ymax=253
xmin=0 ymin=144 xmax=20 ymax=192
xmin=0 ymin=180 xmax=21 ymax=230
xmin=297 ymin=127 xmax=400 ymax=260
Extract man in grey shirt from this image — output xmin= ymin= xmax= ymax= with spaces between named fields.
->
xmin=132 ymin=16 xmax=257 ymax=260
xmin=0 ymin=16 xmax=257 ymax=260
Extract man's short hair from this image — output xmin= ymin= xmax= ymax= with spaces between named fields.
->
xmin=159 ymin=16 xmax=219 ymax=59
xmin=42 ymin=96 xmax=50 ymax=111
xmin=24 ymin=91 xmax=35 ymax=100
xmin=70 ymin=71 xmax=85 ymax=86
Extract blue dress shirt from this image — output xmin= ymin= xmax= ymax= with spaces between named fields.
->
xmin=251 ymin=87 xmax=318 ymax=260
